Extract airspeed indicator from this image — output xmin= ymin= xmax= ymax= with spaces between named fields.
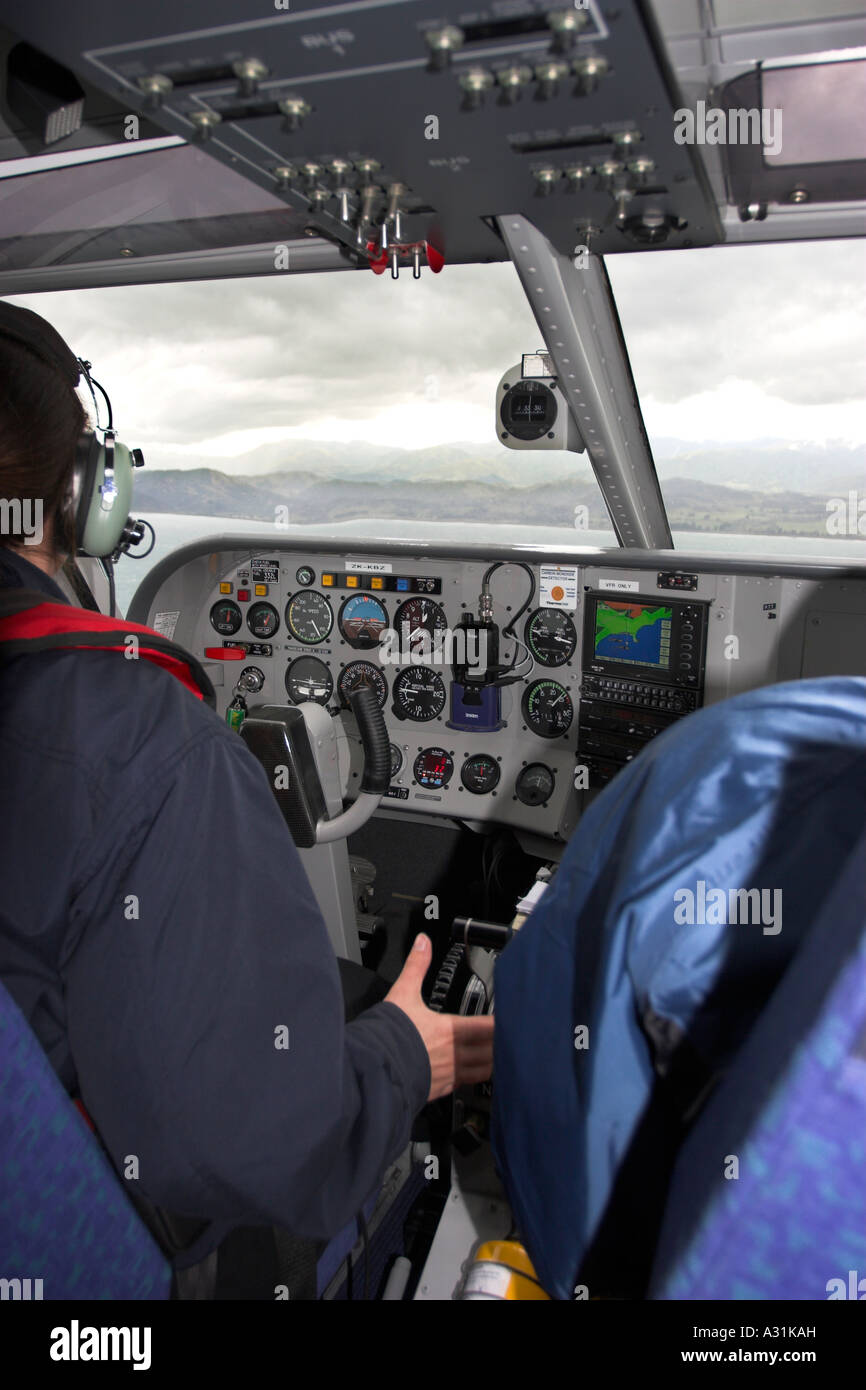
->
xmin=525 ymin=607 xmax=577 ymax=666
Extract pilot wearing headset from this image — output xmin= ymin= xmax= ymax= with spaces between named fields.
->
xmin=0 ymin=302 xmax=494 ymax=1292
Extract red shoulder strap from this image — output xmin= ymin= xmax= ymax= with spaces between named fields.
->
xmin=0 ymin=591 xmax=214 ymax=705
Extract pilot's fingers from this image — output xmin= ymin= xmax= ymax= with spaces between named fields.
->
xmin=450 ymin=1015 xmax=495 ymax=1042
xmin=385 ymin=933 xmax=432 ymax=1002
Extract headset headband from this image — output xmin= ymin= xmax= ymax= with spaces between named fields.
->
xmin=0 ymin=300 xmax=82 ymax=388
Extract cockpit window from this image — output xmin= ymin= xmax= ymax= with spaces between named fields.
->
xmin=607 ymin=237 xmax=866 ymax=560
xmin=6 ymin=234 xmax=864 ymax=618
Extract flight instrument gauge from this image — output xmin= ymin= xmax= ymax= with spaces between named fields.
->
xmin=460 ymin=754 xmax=501 ymax=794
xmin=210 ymin=600 xmax=242 ymax=635
xmin=337 ymin=661 xmax=388 ymax=709
xmin=247 ymin=601 xmax=280 ymax=639
xmin=285 ymin=590 xmax=333 ymax=645
xmin=392 ymin=666 xmax=447 ymax=722
xmin=413 ymin=748 xmax=454 ymax=790
xmin=522 ymin=679 xmax=573 ymax=738
xmin=525 ymin=607 xmax=577 ymax=667
xmin=339 ymin=593 xmax=388 ymax=649
xmin=390 ymin=744 xmax=404 ymax=780
xmin=394 ymin=598 xmax=447 ymax=656
xmin=285 ymin=657 xmax=333 ymax=705
xmin=515 ymin=763 xmax=555 ymax=806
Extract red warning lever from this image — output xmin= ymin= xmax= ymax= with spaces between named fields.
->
xmin=366 ymin=239 xmax=444 ymax=277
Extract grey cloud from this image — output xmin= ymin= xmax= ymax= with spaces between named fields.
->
xmin=8 ymin=236 xmax=863 ymax=453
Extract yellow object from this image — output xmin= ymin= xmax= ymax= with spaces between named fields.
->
xmin=219 ymin=582 xmax=232 ymax=594
xmin=254 ymin=583 xmax=268 ymax=596
xmin=371 ymin=577 xmax=384 ymax=589
xmin=321 ymin=574 xmax=334 ymax=587
xmin=346 ymin=575 xmax=359 ymax=587
xmin=461 ymin=1240 xmax=550 ymax=1300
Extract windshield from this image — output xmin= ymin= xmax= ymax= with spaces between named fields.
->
xmin=6 ymin=235 xmax=865 ymax=611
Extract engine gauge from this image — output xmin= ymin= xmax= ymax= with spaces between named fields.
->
xmin=394 ymin=598 xmax=447 ymax=657
xmin=392 ymin=666 xmax=447 ymax=722
xmin=390 ymin=744 xmax=404 ymax=780
xmin=339 ymin=593 xmax=388 ymax=649
xmin=247 ymin=601 xmax=280 ymax=640
xmin=460 ymin=754 xmax=501 ymax=794
xmin=522 ymin=678 xmax=573 ymax=738
xmin=210 ymin=600 xmax=242 ymax=636
xmin=337 ymin=660 xmax=388 ymax=709
xmin=413 ymin=747 xmax=454 ymax=790
xmin=515 ymin=763 xmax=555 ymax=806
xmin=525 ymin=607 xmax=577 ymax=667
xmin=285 ymin=656 xmax=333 ymax=706
xmin=285 ymin=590 xmax=333 ymax=645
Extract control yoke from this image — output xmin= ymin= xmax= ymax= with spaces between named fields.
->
xmin=240 ymin=685 xmax=390 ymax=847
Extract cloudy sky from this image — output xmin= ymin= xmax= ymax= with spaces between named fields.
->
xmin=7 ymin=235 xmax=865 ymax=470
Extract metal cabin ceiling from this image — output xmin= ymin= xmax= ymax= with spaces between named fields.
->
xmin=0 ymin=0 xmax=722 ymax=278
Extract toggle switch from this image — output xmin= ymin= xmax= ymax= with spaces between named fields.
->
xmin=612 ymin=129 xmax=643 ymax=156
xmin=278 ymin=95 xmax=311 ymax=131
xmin=137 ymin=73 xmax=173 ymax=107
xmin=546 ymin=7 xmax=590 ymax=53
xmin=358 ymin=184 xmax=382 ymax=228
xmin=385 ymin=182 xmax=406 ymax=242
xmin=532 ymin=166 xmax=562 ymax=195
xmin=328 ymin=157 xmax=353 ymax=183
xmin=458 ymin=66 xmax=495 ymax=109
xmin=573 ymin=53 xmax=609 ymax=94
xmin=188 ymin=109 xmax=221 ymax=140
xmin=595 ymin=158 xmax=624 ymax=187
xmin=496 ymin=63 xmax=533 ymax=102
xmin=232 ymin=58 xmax=269 ymax=98
xmin=273 ymin=163 xmax=297 ymax=189
xmin=628 ymin=155 xmax=656 ymax=186
xmin=564 ymin=161 xmax=592 ymax=189
xmin=534 ymin=59 xmax=570 ymax=99
xmin=425 ymin=24 xmax=464 ymax=70
xmin=334 ymin=186 xmax=354 ymax=221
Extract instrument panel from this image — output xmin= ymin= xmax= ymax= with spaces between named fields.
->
xmin=128 ymin=535 xmax=866 ymax=848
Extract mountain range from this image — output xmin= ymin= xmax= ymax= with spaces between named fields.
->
xmin=129 ymin=439 xmax=864 ymax=539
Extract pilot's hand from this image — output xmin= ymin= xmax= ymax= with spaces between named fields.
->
xmin=385 ymin=933 xmax=495 ymax=1102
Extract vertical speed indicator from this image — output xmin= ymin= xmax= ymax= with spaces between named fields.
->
xmin=392 ymin=666 xmax=447 ymax=722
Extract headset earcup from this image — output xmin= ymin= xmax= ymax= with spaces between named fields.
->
xmin=74 ymin=433 xmax=102 ymax=550
xmin=77 ymin=436 xmax=136 ymax=557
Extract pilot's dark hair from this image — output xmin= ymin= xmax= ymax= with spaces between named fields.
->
xmin=0 ymin=303 xmax=87 ymax=554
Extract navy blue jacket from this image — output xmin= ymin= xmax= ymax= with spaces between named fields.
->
xmin=0 ymin=549 xmax=429 ymax=1240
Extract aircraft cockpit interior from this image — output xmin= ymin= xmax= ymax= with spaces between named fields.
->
xmin=0 ymin=0 xmax=864 ymax=1344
